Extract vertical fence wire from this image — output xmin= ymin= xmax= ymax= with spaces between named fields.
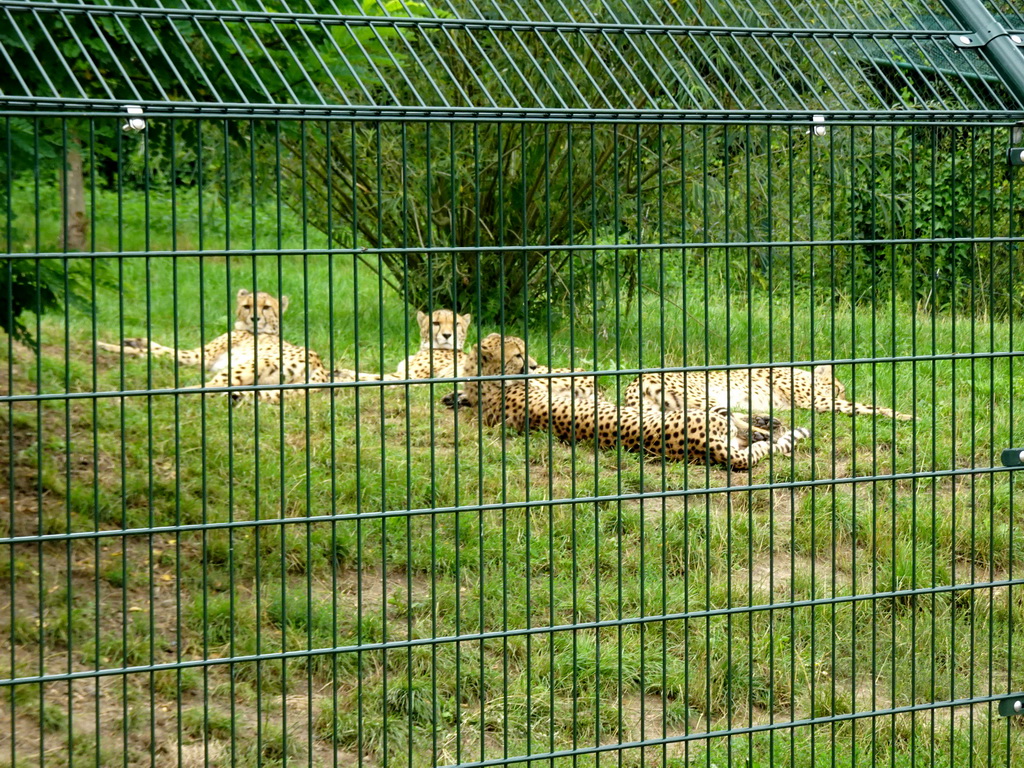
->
xmin=1 ymin=7 xmax=1024 ymax=768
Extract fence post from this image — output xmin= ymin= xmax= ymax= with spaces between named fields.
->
xmin=943 ymin=0 xmax=1024 ymax=103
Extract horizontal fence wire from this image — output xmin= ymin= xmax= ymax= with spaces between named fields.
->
xmin=4 ymin=575 xmax=1024 ymax=686
xmin=6 ymin=107 xmax=1024 ymax=124
xmin=11 ymin=231 xmax=1024 ymax=260
xmin=0 ymin=463 xmax=1020 ymax=547
xmin=2 ymin=2 xmax=1024 ymax=767
xmin=0 ymin=348 xmax=1022 ymax=394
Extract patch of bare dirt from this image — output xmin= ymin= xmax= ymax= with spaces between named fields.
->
xmin=616 ymin=693 xmax=689 ymax=758
xmin=0 ymin=668 xmax=367 ymax=768
xmin=0 ymin=346 xmax=120 ymax=539
xmin=1 ymin=553 xmax=442 ymax=763
xmin=733 ymin=552 xmax=852 ymax=603
xmin=332 ymin=567 xmax=433 ymax=622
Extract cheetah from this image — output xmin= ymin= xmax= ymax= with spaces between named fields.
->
xmin=517 ymin=363 xmax=597 ymax=399
xmin=332 ymin=311 xmax=593 ymax=397
xmin=396 ymin=310 xmax=472 ymax=379
xmin=623 ymin=364 xmax=912 ymax=422
xmin=97 ymin=289 xmax=331 ymax=404
xmin=332 ymin=309 xmax=470 ymax=382
xmin=453 ymin=330 xmax=596 ymax=398
xmin=445 ymin=334 xmax=809 ymax=471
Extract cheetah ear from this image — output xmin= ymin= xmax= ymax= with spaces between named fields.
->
xmin=237 ymin=288 xmax=251 ymax=299
xmin=417 ymin=310 xmax=428 ymax=324
xmin=460 ymin=313 xmax=472 ymax=327
xmin=279 ymin=295 xmax=289 ymax=314
xmin=813 ymin=365 xmax=833 ymax=380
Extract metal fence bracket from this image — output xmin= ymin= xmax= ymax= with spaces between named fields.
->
xmin=1001 ymin=448 xmax=1024 ymax=466
xmin=998 ymin=694 xmax=1024 ymax=717
xmin=951 ymin=32 xmax=999 ymax=48
xmin=121 ymin=105 xmax=145 ymax=133
xmin=1009 ymin=123 xmax=1024 ymax=164
xmin=806 ymin=114 xmax=827 ymax=136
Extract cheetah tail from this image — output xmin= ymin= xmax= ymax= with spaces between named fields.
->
xmin=331 ymin=368 xmax=403 ymax=382
xmin=821 ymin=399 xmax=916 ymax=421
xmin=850 ymin=403 xmax=916 ymax=421
xmin=96 ymin=339 xmax=147 ymax=355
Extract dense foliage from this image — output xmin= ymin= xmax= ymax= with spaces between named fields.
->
xmin=278 ymin=3 xmax=1023 ymax=322
xmin=3 ymin=0 xmax=1022 ymax=335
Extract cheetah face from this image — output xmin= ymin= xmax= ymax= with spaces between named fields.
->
xmin=813 ymin=365 xmax=846 ymax=399
xmin=474 ymin=333 xmax=540 ymax=377
xmin=416 ymin=309 xmax=472 ymax=352
xmin=442 ymin=333 xmax=537 ymax=410
xmin=235 ymin=289 xmax=286 ymax=336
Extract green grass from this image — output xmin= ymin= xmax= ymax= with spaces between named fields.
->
xmin=1 ymin=186 xmax=1022 ymax=767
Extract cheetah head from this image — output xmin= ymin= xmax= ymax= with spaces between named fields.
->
xmin=441 ymin=333 xmax=537 ymax=410
xmin=813 ymin=365 xmax=847 ymax=400
xmin=416 ymin=309 xmax=472 ymax=352
xmin=235 ymin=289 xmax=286 ymax=336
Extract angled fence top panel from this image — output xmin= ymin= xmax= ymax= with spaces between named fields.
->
xmin=2 ymin=0 xmax=1024 ymax=121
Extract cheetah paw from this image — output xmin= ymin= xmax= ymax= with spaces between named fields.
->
xmin=772 ymin=427 xmax=811 ymax=454
xmin=230 ymin=390 xmax=256 ymax=405
xmin=749 ymin=414 xmax=784 ymax=434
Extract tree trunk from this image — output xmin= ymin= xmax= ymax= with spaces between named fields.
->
xmin=60 ymin=140 xmax=88 ymax=251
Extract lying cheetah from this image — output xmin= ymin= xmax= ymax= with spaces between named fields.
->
xmin=454 ymin=331 xmax=596 ymax=398
xmin=332 ymin=309 xmax=470 ymax=382
xmin=445 ymin=334 xmax=809 ymax=471
xmin=623 ymin=364 xmax=912 ymax=421
xmin=396 ymin=310 xmax=471 ymax=378
xmin=97 ymin=289 xmax=331 ymax=404
xmin=532 ymin=364 xmax=597 ymax=399
xmin=332 ymin=310 xmax=592 ymax=396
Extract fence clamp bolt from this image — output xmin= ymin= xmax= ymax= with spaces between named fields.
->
xmin=998 ymin=694 xmax=1024 ymax=717
xmin=1010 ymin=123 xmax=1024 ymax=165
xmin=806 ymin=115 xmax=826 ymax=136
xmin=1000 ymin=448 xmax=1024 ymax=466
xmin=122 ymin=105 xmax=145 ymax=133
xmin=951 ymin=28 xmax=1005 ymax=48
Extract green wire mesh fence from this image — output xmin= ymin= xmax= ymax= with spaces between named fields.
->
xmin=2 ymin=1 xmax=1024 ymax=767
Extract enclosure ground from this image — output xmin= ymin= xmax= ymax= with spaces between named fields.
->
xmin=2 ymin=255 xmax=1022 ymax=766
